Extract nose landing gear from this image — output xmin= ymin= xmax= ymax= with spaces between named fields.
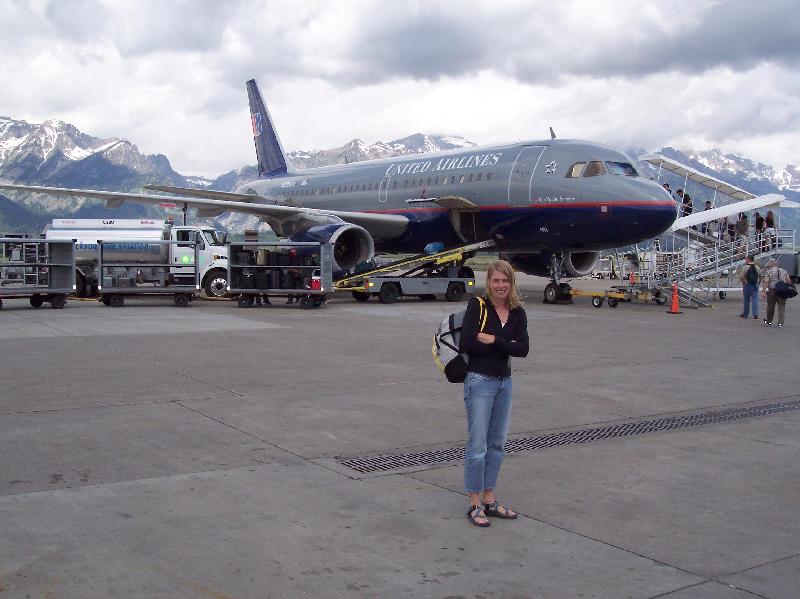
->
xmin=542 ymin=254 xmax=573 ymax=304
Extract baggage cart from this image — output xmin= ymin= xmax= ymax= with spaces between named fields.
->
xmin=0 ymin=237 xmax=75 ymax=310
xmin=227 ymin=241 xmax=333 ymax=309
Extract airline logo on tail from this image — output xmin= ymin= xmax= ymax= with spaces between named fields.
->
xmin=251 ymin=112 xmax=263 ymax=137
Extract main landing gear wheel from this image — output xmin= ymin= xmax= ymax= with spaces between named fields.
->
xmin=544 ymin=282 xmax=561 ymax=304
xmin=352 ymin=291 xmax=370 ymax=302
xmin=591 ymin=296 xmax=603 ymax=308
xmin=29 ymin=295 xmax=44 ymax=308
xmin=445 ymin=282 xmax=465 ymax=302
xmin=378 ymin=283 xmax=399 ymax=304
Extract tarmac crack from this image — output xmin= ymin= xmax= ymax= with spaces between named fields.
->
xmin=172 ymin=401 xmax=360 ymax=480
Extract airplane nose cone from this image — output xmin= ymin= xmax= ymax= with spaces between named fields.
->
xmin=618 ymin=179 xmax=678 ymax=242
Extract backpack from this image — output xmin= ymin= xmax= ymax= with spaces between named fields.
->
xmin=432 ymin=297 xmax=486 ymax=383
xmin=745 ymin=264 xmax=759 ymax=285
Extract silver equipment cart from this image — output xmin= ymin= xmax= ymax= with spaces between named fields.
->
xmin=227 ymin=241 xmax=333 ymax=309
xmin=0 ymin=237 xmax=76 ymax=310
xmin=97 ymin=238 xmax=199 ymax=307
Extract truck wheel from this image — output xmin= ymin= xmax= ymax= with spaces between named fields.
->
xmin=607 ymin=297 xmax=619 ymax=308
xmin=237 ymin=295 xmax=253 ymax=308
xmin=378 ymin=283 xmax=399 ymax=304
xmin=299 ymin=296 xmax=314 ymax=309
xmin=204 ymin=270 xmax=229 ymax=298
xmin=50 ymin=295 xmax=66 ymax=310
xmin=109 ymin=295 xmax=124 ymax=308
xmin=718 ymin=291 xmax=727 ymax=300
xmin=174 ymin=294 xmax=190 ymax=307
xmin=0 ymin=299 xmax=3 ymax=310
xmin=30 ymin=295 xmax=44 ymax=308
xmin=101 ymin=295 xmax=111 ymax=306
xmin=591 ymin=296 xmax=603 ymax=308
xmin=445 ymin=282 xmax=465 ymax=302
xmin=352 ymin=291 xmax=370 ymax=302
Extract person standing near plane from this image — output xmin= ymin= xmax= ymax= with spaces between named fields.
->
xmin=761 ymin=258 xmax=791 ymax=327
xmin=460 ymin=260 xmax=529 ymax=527
xmin=737 ymin=255 xmax=761 ymax=320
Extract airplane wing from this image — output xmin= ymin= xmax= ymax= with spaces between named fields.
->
xmin=0 ymin=183 xmax=409 ymax=240
xmin=669 ymin=193 xmax=787 ymax=231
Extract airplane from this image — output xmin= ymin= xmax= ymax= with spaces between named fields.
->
xmin=0 ymin=79 xmax=678 ymax=303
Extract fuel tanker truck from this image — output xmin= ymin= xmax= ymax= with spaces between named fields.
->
xmin=44 ymin=219 xmax=229 ymax=298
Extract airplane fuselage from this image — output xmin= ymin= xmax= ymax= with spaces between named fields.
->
xmin=235 ymin=139 xmax=677 ymax=254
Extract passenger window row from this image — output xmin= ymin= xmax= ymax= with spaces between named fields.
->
xmin=287 ymin=171 xmax=495 ymax=196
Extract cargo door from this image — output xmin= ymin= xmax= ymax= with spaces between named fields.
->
xmin=507 ymin=146 xmax=546 ymax=205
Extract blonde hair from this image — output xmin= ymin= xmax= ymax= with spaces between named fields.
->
xmin=485 ymin=260 xmax=523 ymax=310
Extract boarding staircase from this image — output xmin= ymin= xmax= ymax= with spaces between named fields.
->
xmin=615 ymin=228 xmax=795 ymax=308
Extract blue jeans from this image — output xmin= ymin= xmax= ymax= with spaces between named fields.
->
xmin=742 ymin=283 xmax=759 ymax=317
xmin=463 ymin=372 xmax=513 ymax=494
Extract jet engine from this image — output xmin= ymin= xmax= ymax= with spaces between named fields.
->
xmin=505 ymin=251 xmax=601 ymax=278
xmin=562 ymin=251 xmax=601 ymax=277
xmin=290 ymin=223 xmax=375 ymax=273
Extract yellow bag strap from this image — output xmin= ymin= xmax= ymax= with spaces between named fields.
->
xmin=476 ymin=297 xmax=488 ymax=333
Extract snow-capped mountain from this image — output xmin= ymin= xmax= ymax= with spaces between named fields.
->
xmin=286 ymin=133 xmax=476 ymax=170
xmin=687 ymin=148 xmax=798 ymax=194
xmin=0 ymin=116 xmax=193 ymax=219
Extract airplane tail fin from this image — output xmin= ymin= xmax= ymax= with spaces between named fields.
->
xmin=246 ymin=79 xmax=289 ymax=177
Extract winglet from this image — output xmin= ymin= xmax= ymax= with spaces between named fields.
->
xmin=549 ymin=126 xmax=557 ymax=140
xmin=246 ymin=79 xmax=289 ymax=177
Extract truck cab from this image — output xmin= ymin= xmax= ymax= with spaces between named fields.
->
xmin=171 ymin=226 xmax=230 ymax=297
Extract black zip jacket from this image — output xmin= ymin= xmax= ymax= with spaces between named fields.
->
xmin=460 ymin=296 xmax=529 ymax=377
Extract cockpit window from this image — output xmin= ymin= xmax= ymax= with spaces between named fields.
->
xmin=566 ymin=162 xmax=586 ymax=178
xmin=605 ymin=161 xmax=638 ymax=176
xmin=583 ymin=161 xmax=607 ymax=177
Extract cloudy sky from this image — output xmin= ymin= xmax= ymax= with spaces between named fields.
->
xmin=2 ymin=0 xmax=799 ymax=177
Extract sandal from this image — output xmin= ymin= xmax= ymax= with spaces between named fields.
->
xmin=466 ymin=505 xmax=491 ymax=527
xmin=483 ymin=501 xmax=518 ymax=519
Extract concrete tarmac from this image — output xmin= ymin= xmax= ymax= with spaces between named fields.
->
xmin=0 ymin=276 xmax=798 ymax=598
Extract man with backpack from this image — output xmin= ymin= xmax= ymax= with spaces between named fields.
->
xmin=737 ymin=255 xmax=761 ymax=320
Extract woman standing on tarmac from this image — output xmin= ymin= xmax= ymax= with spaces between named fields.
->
xmin=460 ymin=260 xmax=529 ymax=527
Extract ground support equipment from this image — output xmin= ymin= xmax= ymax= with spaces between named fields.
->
xmin=97 ymin=239 xmax=199 ymax=308
xmin=333 ymin=239 xmax=494 ymax=304
xmin=0 ymin=237 xmax=75 ymax=310
xmin=567 ymin=285 xmax=668 ymax=308
xmin=227 ymin=241 xmax=333 ymax=309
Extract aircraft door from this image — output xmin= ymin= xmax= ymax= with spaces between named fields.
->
xmin=507 ymin=146 xmax=546 ymax=204
xmin=378 ymin=176 xmax=390 ymax=203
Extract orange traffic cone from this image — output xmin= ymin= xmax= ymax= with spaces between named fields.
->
xmin=666 ymin=282 xmax=682 ymax=314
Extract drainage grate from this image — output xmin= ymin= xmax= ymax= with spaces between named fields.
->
xmin=338 ymin=399 xmax=800 ymax=474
